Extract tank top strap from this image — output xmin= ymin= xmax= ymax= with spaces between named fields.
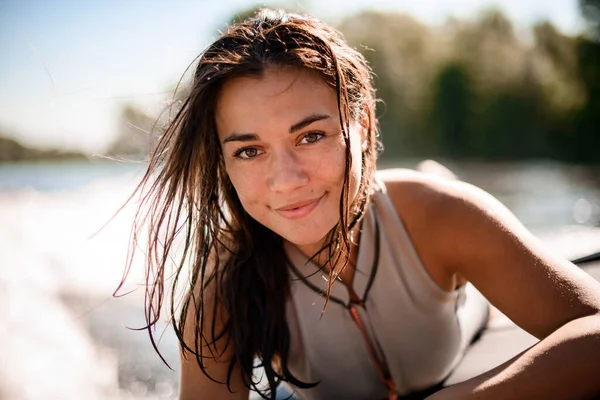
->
xmin=370 ymin=172 xmax=460 ymax=303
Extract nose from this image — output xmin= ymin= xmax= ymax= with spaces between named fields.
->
xmin=266 ymin=148 xmax=309 ymax=193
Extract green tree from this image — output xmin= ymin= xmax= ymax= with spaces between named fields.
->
xmin=570 ymin=38 xmax=600 ymax=162
xmin=428 ymin=63 xmax=474 ymax=157
xmin=339 ymin=11 xmax=444 ymax=159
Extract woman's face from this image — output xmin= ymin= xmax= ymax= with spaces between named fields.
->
xmin=215 ymin=67 xmax=366 ymax=256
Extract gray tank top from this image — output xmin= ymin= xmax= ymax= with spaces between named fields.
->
xmin=283 ymin=179 xmax=489 ymax=399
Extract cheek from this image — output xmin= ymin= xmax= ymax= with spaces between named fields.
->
xmin=226 ymin=167 xmax=264 ymax=207
xmin=316 ymin=156 xmax=345 ymax=186
xmin=317 ymin=137 xmax=348 ymax=182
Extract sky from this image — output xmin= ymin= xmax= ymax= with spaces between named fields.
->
xmin=0 ymin=0 xmax=585 ymax=153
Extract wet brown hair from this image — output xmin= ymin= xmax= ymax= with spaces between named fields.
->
xmin=120 ymin=8 xmax=380 ymax=399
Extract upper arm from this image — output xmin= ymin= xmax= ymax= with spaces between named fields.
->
xmin=179 ymin=279 xmax=249 ymax=400
xmin=382 ymin=169 xmax=600 ymax=339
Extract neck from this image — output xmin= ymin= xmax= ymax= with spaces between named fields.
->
xmin=290 ymin=224 xmax=363 ymax=285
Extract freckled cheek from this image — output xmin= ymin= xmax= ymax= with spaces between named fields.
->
xmin=312 ymin=141 xmax=347 ymax=183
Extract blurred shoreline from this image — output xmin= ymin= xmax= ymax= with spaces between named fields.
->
xmin=0 ymin=136 xmax=88 ymax=163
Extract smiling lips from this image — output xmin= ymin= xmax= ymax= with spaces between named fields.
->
xmin=275 ymin=194 xmax=325 ymax=219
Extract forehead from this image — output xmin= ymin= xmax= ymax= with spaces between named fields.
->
xmin=215 ymin=67 xmax=338 ymax=136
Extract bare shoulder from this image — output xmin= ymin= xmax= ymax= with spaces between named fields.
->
xmin=376 ymin=167 xmax=542 ymax=289
xmin=377 ymin=168 xmax=600 ymax=339
xmin=377 ymin=167 xmax=505 ymax=229
xmin=377 ymin=167 xmax=455 ymax=208
xmin=378 ymin=167 xmax=542 ymax=270
xmin=376 ymin=168 xmax=477 ymax=290
xmin=376 ymin=167 xmax=483 ymax=230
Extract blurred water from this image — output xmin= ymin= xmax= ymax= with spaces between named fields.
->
xmin=0 ymin=159 xmax=599 ymax=399
xmin=451 ymin=160 xmax=600 ymax=230
xmin=0 ymin=160 xmax=179 ymax=400
xmin=0 ymin=160 xmax=142 ymax=192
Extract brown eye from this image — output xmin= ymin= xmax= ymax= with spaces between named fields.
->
xmin=234 ymin=147 xmax=262 ymax=159
xmin=299 ymin=132 xmax=324 ymax=145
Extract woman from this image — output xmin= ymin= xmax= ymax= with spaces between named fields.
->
xmin=126 ymin=8 xmax=600 ymax=400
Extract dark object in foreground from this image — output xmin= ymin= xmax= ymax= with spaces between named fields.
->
xmin=572 ymin=251 xmax=600 ymax=265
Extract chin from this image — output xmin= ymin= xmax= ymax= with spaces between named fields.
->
xmin=279 ymin=223 xmax=337 ymax=251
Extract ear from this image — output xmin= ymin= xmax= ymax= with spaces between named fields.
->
xmin=360 ymin=133 xmax=368 ymax=151
xmin=359 ymin=112 xmax=369 ymax=152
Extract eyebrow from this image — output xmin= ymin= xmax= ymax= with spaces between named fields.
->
xmin=222 ymin=133 xmax=259 ymax=144
xmin=289 ymin=114 xmax=331 ymax=133
xmin=221 ymin=113 xmax=331 ymax=144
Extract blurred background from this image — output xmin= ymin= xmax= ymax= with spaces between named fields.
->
xmin=1 ymin=0 xmax=599 ymax=399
